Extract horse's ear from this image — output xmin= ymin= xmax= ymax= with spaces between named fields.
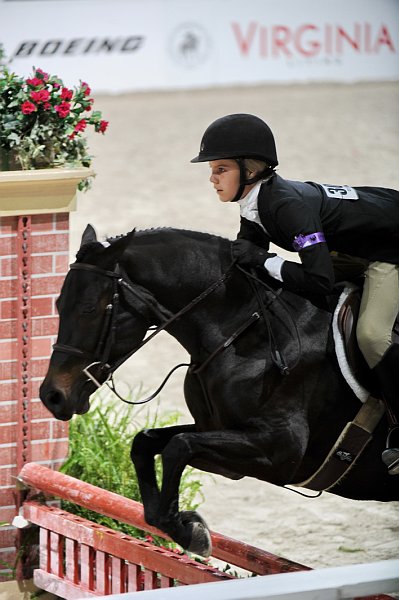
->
xmin=80 ymin=224 xmax=97 ymax=248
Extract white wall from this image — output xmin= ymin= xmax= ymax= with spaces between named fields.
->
xmin=1 ymin=0 xmax=398 ymax=93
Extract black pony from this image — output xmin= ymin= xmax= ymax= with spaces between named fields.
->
xmin=40 ymin=225 xmax=398 ymax=557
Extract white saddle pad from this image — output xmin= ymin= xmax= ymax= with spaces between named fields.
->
xmin=332 ymin=285 xmax=369 ymax=403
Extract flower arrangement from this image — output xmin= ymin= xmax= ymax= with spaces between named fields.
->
xmin=0 ymin=48 xmax=108 ymax=190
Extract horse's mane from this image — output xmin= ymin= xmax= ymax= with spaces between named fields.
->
xmin=75 ymin=227 xmax=229 ymax=263
xmin=106 ymin=227 xmax=229 ymax=245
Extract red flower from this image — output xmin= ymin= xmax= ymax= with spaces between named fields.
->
xmin=98 ymin=120 xmax=109 ymax=133
xmin=43 ymin=102 xmax=52 ymax=110
xmin=26 ymin=77 xmax=44 ymax=87
xmin=81 ymin=82 xmax=91 ymax=96
xmin=54 ymin=101 xmax=71 ymax=118
xmin=84 ymin=98 xmax=94 ymax=111
xmin=36 ymin=68 xmax=49 ymax=81
xmin=61 ymin=87 xmax=73 ymax=101
xmin=74 ymin=119 xmax=87 ymax=133
xmin=30 ymin=89 xmax=50 ymax=104
xmin=21 ymin=101 xmax=37 ymax=115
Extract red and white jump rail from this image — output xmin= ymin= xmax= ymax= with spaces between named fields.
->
xmin=16 ymin=463 xmax=396 ymax=600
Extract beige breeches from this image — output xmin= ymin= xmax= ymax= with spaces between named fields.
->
xmin=356 ymin=261 xmax=399 ymax=369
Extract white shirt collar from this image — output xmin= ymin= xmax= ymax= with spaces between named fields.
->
xmin=237 ymin=180 xmax=267 ymax=232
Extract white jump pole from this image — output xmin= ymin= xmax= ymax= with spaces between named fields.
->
xmin=99 ymin=559 xmax=399 ymax=600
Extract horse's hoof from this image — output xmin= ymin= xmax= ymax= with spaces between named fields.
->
xmin=181 ymin=511 xmax=212 ymax=558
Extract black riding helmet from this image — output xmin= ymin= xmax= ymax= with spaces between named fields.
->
xmin=191 ymin=113 xmax=278 ymax=202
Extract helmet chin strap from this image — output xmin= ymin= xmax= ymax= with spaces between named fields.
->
xmin=230 ymin=158 xmax=274 ymax=202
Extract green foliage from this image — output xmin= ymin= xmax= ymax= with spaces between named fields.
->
xmin=60 ymin=390 xmax=205 ymax=546
xmin=0 ymin=46 xmax=108 ymax=189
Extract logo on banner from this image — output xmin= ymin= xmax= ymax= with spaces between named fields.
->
xmin=11 ymin=36 xmax=145 ymax=60
xmin=169 ymin=23 xmax=211 ymax=67
xmin=231 ymin=21 xmax=396 ymax=63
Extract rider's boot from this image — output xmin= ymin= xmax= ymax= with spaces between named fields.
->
xmin=373 ymin=343 xmax=399 ymax=475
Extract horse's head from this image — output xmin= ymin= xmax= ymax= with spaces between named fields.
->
xmin=39 ymin=225 xmax=154 ymax=420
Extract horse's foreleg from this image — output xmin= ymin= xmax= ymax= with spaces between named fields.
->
xmin=156 ymin=429 xmax=288 ymax=557
xmin=130 ymin=424 xmax=196 ymax=525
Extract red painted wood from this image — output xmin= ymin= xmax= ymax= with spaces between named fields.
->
xmin=80 ymin=545 xmax=94 ymax=591
xmin=209 ymin=531 xmax=308 ymax=575
xmin=23 ymin=502 xmax=233 ymax=586
xmin=34 ymin=569 xmax=99 ymax=599
xmin=65 ymin=538 xmax=78 ymax=584
xmin=143 ymin=568 xmax=158 ymax=590
xmin=160 ymin=573 xmax=175 ymax=588
xmin=95 ymin=550 xmax=110 ymax=596
xmin=50 ymin=531 xmax=63 ymax=577
xmin=110 ymin=556 xmax=125 ymax=594
xmin=127 ymin=563 xmax=140 ymax=592
xmin=18 ymin=463 xmax=306 ymax=575
xmin=39 ymin=528 xmax=49 ymax=572
xmin=19 ymin=464 xmax=395 ymax=600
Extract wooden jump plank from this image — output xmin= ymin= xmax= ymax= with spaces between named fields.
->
xmin=18 ymin=462 xmax=307 ymax=575
xmin=23 ymin=502 xmax=233 ymax=586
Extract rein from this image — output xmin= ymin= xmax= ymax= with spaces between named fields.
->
xmin=53 ymin=262 xmax=235 ymax=405
xmin=235 ymin=265 xmax=302 ymax=375
xmin=113 ymin=266 xmax=233 ymax=372
xmin=54 ymin=256 xmax=301 ymax=406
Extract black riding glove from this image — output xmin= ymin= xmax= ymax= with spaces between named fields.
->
xmin=232 ymin=239 xmax=276 ymax=269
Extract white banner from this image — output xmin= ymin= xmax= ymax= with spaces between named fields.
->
xmin=1 ymin=0 xmax=398 ymax=93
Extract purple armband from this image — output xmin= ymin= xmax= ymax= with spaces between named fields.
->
xmin=292 ymin=232 xmax=326 ymax=252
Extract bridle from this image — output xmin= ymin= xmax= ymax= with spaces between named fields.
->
xmin=52 ymin=261 xmax=237 ymax=404
xmin=53 ymin=258 xmax=301 ymax=406
xmin=53 ymin=263 xmax=123 ymax=390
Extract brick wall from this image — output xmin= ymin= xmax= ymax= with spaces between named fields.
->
xmin=0 ymin=213 xmax=69 ymax=579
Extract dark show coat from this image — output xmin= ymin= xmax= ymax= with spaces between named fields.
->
xmin=238 ymin=174 xmax=399 ymax=295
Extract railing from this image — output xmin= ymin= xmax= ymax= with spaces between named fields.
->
xmin=97 ymin=560 xmax=399 ymax=600
xmin=23 ymin=502 xmax=235 ymax=598
xmin=16 ymin=463 xmax=396 ymax=599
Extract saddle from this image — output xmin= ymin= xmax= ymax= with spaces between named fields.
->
xmin=295 ymin=286 xmax=398 ymax=492
xmin=337 ymin=286 xmax=399 ymax=398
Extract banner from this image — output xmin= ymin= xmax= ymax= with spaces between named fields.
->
xmin=1 ymin=0 xmax=398 ymax=93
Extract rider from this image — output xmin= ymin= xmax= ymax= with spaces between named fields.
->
xmin=191 ymin=113 xmax=399 ymax=476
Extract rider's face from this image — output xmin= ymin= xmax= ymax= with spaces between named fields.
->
xmin=209 ymin=160 xmax=254 ymax=202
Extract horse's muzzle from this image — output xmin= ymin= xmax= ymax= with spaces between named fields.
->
xmin=39 ymin=381 xmax=89 ymax=421
xmin=39 ymin=387 xmax=71 ymax=421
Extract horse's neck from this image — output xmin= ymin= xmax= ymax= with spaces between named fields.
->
xmin=132 ymin=235 xmax=227 ymax=309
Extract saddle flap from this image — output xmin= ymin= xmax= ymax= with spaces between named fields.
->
xmin=337 ymin=290 xmax=373 ymax=389
xmin=337 ymin=288 xmax=399 ymax=395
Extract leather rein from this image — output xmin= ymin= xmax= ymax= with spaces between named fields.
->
xmin=53 ymin=262 xmax=242 ymax=405
xmin=53 ymin=260 xmax=299 ymax=406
